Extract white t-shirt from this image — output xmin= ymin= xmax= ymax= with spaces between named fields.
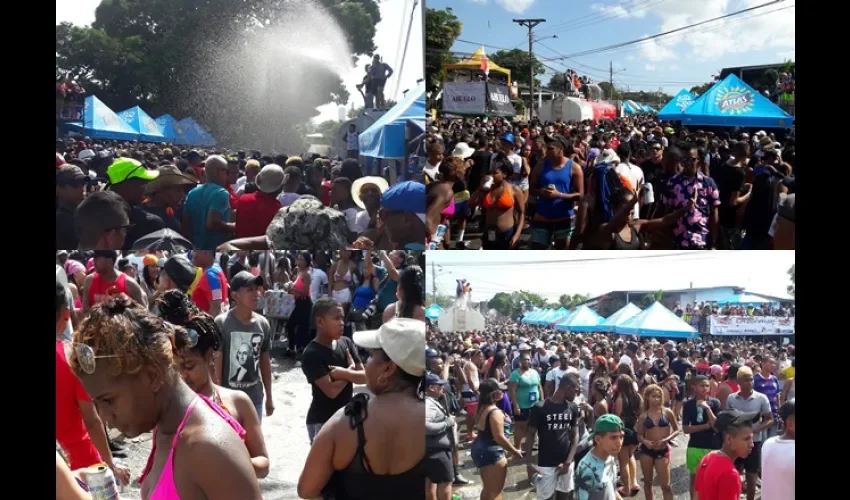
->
xmin=354 ymin=210 xmax=372 ymax=235
xmin=341 ymin=207 xmax=362 ymax=233
xmin=423 ymin=162 xmax=440 ymax=182
xmin=546 ymin=366 xmax=579 ymax=393
xmin=579 ymin=367 xmax=592 ymax=396
xmin=614 ymin=162 xmax=645 ymax=219
xmin=310 ymin=268 xmax=328 ymax=300
xmin=760 ymin=437 xmax=795 ymax=500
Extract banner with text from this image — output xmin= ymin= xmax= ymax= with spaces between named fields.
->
xmin=488 ymin=84 xmax=517 ymax=117
xmin=443 ymin=82 xmax=487 ymax=115
xmin=709 ymin=315 xmax=795 ymax=336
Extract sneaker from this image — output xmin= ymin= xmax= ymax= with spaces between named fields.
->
xmin=453 ymin=474 xmax=472 ymax=486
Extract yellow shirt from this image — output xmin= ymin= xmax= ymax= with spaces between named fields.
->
xmin=780 ymin=366 xmax=795 ymax=380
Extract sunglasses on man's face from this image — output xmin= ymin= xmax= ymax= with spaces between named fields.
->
xmin=681 ymin=157 xmax=698 ymax=165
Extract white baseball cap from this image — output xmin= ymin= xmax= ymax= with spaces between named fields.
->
xmin=353 ymin=318 xmax=426 ymax=377
xmin=451 ymin=142 xmax=475 ymax=160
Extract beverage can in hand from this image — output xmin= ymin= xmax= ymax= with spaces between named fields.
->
xmin=643 ymin=182 xmax=655 ymax=204
xmin=483 ymin=176 xmax=494 ymax=190
xmin=85 ymin=464 xmax=120 ymax=500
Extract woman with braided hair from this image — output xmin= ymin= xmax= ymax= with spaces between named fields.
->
xmin=155 ymin=289 xmax=270 ymax=479
xmin=69 ymin=294 xmax=262 ymax=500
xmin=382 ymin=265 xmax=426 ymax=323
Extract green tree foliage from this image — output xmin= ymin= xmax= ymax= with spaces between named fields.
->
xmin=595 ymin=295 xmax=626 ymax=318
xmin=489 ymin=49 xmax=545 ymax=89
xmin=787 ymin=264 xmax=795 ymax=297
xmin=488 ymin=292 xmax=515 ymax=317
xmin=558 ymin=294 xmax=590 ymax=309
xmin=56 ymin=0 xmax=381 ymax=149
xmin=487 ymin=290 xmax=549 ymax=317
xmin=690 ymin=82 xmax=714 ymax=95
xmin=425 ymin=7 xmax=462 ymax=95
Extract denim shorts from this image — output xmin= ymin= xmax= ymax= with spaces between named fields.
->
xmin=530 ymin=218 xmax=574 ymax=246
xmin=482 ymin=227 xmax=515 ymax=250
xmin=471 ymin=439 xmax=505 ymax=468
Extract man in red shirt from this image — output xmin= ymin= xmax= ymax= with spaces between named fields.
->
xmin=694 ymin=409 xmax=758 ymax=500
xmin=82 ymin=251 xmax=147 ymax=313
xmin=191 ymin=250 xmax=229 ymax=317
xmin=55 ymin=280 xmax=130 ymax=485
xmin=236 ymin=164 xmax=284 ymax=238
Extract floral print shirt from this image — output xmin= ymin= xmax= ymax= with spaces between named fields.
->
xmin=664 ymin=172 xmax=720 ymax=249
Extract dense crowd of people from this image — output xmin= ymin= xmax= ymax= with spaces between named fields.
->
xmin=425 ymin=317 xmax=795 ymax=500
xmin=56 ymin=248 xmax=428 ymax=500
xmin=56 ymin=138 xmax=426 ymax=252
xmin=424 ymin=115 xmax=795 ymax=250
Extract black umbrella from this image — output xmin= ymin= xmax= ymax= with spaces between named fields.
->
xmin=130 ymin=228 xmax=193 ymax=252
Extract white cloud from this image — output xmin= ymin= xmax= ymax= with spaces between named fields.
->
xmin=495 ymin=0 xmax=537 ymax=14
xmin=777 ymin=49 xmax=795 ymax=61
xmin=637 ymin=0 xmax=796 ymax=63
xmin=56 ymin=0 xmax=101 ymax=26
xmin=644 ymin=63 xmax=657 ymax=71
xmin=668 ymin=64 xmax=680 ymax=71
xmin=591 ymin=0 xmax=651 ymax=19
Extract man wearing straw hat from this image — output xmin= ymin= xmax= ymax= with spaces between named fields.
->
xmin=143 ymin=164 xmax=197 ymax=233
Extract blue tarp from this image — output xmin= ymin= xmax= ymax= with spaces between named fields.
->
xmin=155 ymin=115 xmax=193 ymax=145
xmin=359 ymin=84 xmax=426 ymax=159
xmin=657 ymin=89 xmax=697 ymax=121
xmin=425 ymin=304 xmax=444 ymax=320
xmin=716 ymin=293 xmax=779 ymax=306
xmin=640 ymin=103 xmax=653 ymax=113
xmin=179 ymin=117 xmax=217 ymax=147
xmin=614 ymin=302 xmax=698 ymax=338
xmin=597 ymin=303 xmax=643 ymax=333
xmin=531 ymin=309 xmax=556 ymax=325
xmin=64 ymin=96 xmax=139 ymax=141
xmin=681 ymin=74 xmax=793 ymax=128
xmin=554 ymin=305 xmax=604 ymax=332
xmin=117 ymin=106 xmax=166 ymax=143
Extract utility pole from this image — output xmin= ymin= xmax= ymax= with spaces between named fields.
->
xmin=609 ymin=60 xmax=614 ymax=100
xmin=432 ymin=260 xmax=436 ymax=305
xmin=513 ymin=18 xmax=545 ymax=118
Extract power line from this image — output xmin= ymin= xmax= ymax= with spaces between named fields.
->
xmin=393 ymin=0 xmax=420 ymax=102
xmin=558 ymin=0 xmax=787 ymax=59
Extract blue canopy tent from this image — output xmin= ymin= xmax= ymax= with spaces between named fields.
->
xmin=425 ymin=304 xmax=445 ymax=320
xmin=614 ymin=302 xmax=698 ymax=339
xmin=359 ymin=84 xmax=426 ymax=159
xmin=522 ymin=308 xmax=543 ymax=323
xmin=63 ymin=96 xmax=139 ymax=141
xmin=179 ymin=117 xmax=217 ymax=147
xmin=155 ymin=115 xmax=192 ymax=145
xmin=657 ymin=89 xmax=697 ymax=121
xmin=545 ymin=307 xmax=571 ymax=326
xmin=681 ymin=74 xmax=793 ymax=128
xmin=117 ymin=106 xmax=166 ymax=143
xmin=623 ymin=101 xmax=640 ymax=114
xmin=597 ymin=303 xmax=643 ymax=333
xmin=716 ymin=293 xmax=778 ymax=307
xmin=640 ymin=103 xmax=654 ymax=113
xmin=531 ymin=309 xmax=555 ymax=325
xmin=554 ymin=305 xmax=604 ymax=332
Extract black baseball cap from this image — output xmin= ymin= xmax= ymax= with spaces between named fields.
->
xmin=230 ymin=271 xmax=264 ymax=291
xmin=163 ymin=255 xmax=197 ymax=292
xmin=714 ymin=409 xmax=760 ymax=434
xmin=425 ymin=372 xmax=447 ymax=386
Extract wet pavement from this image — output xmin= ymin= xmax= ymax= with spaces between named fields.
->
xmin=114 ymin=354 xmax=323 ymax=500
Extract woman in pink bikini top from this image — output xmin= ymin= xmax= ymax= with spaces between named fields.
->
xmin=69 ymin=294 xmax=261 ymax=500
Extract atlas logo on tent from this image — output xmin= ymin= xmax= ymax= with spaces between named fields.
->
xmin=142 ymin=116 xmax=158 ymax=131
xmin=100 ymin=114 xmax=118 ymax=126
xmin=676 ymin=95 xmax=693 ymax=111
xmin=716 ymin=86 xmax=754 ymax=115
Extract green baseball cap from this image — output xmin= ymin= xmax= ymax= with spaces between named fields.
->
xmin=589 ymin=414 xmax=625 ymax=438
xmin=107 ymin=157 xmax=159 ymax=185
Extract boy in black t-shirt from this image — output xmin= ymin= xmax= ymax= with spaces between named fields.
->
xmin=301 ymin=297 xmax=365 ymax=444
xmin=682 ymin=375 xmax=721 ymax=499
xmin=525 ymin=373 xmax=581 ymax=500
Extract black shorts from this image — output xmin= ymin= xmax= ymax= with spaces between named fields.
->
xmin=514 ymin=407 xmax=532 ymax=422
xmin=425 ymin=449 xmax=454 ymax=484
xmin=676 ymin=381 xmax=686 ymax=402
xmin=639 ymin=443 xmax=671 ymax=460
xmin=735 ymin=440 xmax=763 ymax=474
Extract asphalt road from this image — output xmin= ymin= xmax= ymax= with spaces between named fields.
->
xmin=113 ymin=355 xmax=319 ymax=500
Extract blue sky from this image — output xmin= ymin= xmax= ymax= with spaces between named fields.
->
xmin=425 ymin=251 xmax=795 ymax=302
xmin=430 ymin=0 xmax=795 ymax=95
